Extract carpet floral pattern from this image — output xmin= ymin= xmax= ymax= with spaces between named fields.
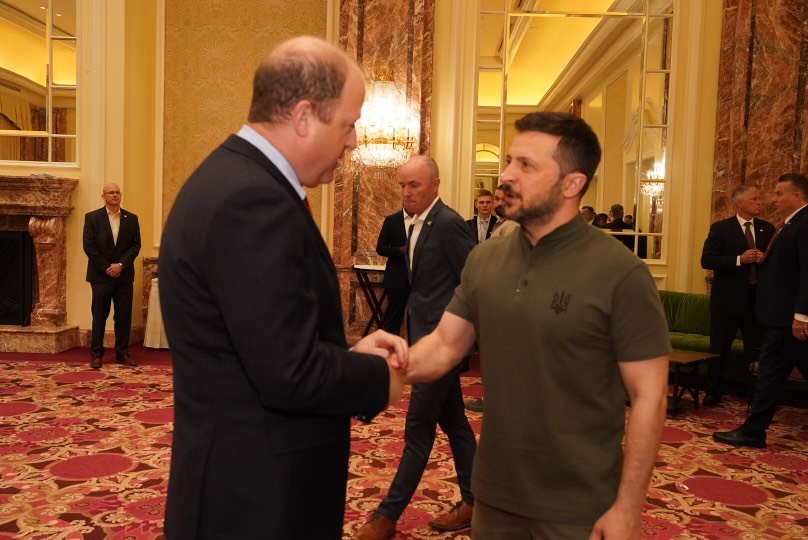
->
xmin=0 ymin=361 xmax=173 ymax=539
xmin=0 ymin=360 xmax=805 ymax=539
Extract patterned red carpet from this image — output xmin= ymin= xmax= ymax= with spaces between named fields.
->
xmin=0 ymin=353 xmax=805 ymax=539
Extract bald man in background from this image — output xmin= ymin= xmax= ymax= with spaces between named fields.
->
xmin=83 ymin=183 xmax=141 ymax=369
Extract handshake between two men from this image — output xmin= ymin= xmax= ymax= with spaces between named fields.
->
xmin=350 ymin=310 xmax=477 ymax=406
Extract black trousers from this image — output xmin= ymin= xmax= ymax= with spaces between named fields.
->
xmin=381 ymin=286 xmax=409 ymax=335
xmin=377 ymin=362 xmax=477 ymax=520
xmin=90 ymin=279 xmax=133 ymax=359
xmin=707 ymin=287 xmax=762 ymax=395
xmin=743 ymin=326 xmax=808 ymax=436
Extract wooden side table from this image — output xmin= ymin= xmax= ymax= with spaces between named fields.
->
xmin=668 ymin=349 xmax=718 ymax=416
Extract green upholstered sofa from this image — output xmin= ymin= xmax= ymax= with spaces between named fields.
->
xmin=658 ymin=290 xmax=745 ymax=387
xmin=658 ymin=289 xmax=805 ymax=400
xmin=658 ymin=290 xmax=745 ymax=358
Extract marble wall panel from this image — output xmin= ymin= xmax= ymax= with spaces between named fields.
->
xmin=713 ymin=0 xmax=808 ymax=225
xmin=337 ymin=0 xmax=434 ymax=338
xmin=163 ymin=0 xmax=328 ymax=227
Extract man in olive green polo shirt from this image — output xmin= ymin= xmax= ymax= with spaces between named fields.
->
xmin=396 ymin=112 xmax=670 ymax=539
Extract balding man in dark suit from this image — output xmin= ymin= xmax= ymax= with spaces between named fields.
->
xmin=83 ymin=183 xmax=141 ymax=369
xmin=159 ymin=37 xmax=405 ymax=539
xmin=354 ymin=156 xmax=477 ymax=540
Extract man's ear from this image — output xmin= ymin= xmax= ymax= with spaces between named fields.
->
xmin=562 ymin=173 xmax=587 ymax=198
xmin=289 ymin=100 xmax=314 ymax=137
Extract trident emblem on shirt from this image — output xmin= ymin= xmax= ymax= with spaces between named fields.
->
xmin=551 ymin=291 xmax=571 ymax=315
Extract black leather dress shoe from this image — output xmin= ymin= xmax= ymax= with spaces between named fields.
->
xmin=464 ymin=398 xmax=484 ymax=412
xmin=703 ymin=393 xmax=721 ymax=406
xmin=713 ymin=428 xmax=766 ymax=448
xmin=90 ymin=357 xmax=102 ymax=370
xmin=115 ymin=355 xmax=136 ymax=367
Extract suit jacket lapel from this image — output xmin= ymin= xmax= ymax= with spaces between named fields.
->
xmin=731 ymin=219 xmax=748 ymax=250
xmin=222 ymin=135 xmax=313 ymax=222
xmin=764 ymin=207 xmax=806 ymax=258
xmin=411 ymin=199 xmax=443 ymax=279
xmin=98 ymin=208 xmax=116 ymax=250
xmin=752 ymin=218 xmax=770 ymax=251
xmin=221 ymin=135 xmax=335 ymax=281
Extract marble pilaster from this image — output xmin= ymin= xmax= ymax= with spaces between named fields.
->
xmin=713 ymin=0 xmax=808 ymax=224
xmin=336 ymin=0 xmax=434 ymax=341
xmin=28 ymin=217 xmax=67 ymax=326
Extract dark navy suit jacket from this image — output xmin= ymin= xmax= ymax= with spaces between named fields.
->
xmin=701 ymin=216 xmax=775 ymax=316
xmin=160 ymin=134 xmax=389 ymax=539
xmin=756 ymin=206 xmax=808 ymax=327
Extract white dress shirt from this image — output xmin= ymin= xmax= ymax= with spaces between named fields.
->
xmin=408 ymin=196 xmax=440 ymax=270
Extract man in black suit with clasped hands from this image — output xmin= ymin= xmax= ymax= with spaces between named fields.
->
xmin=700 ymin=184 xmax=775 ymax=405
xmin=714 ymin=173 xmax=808 ymax=448
xmin=159 ymin=36 xmax=406 ymax=539
xmin=82 ymin=183 xmax=141 ymax=369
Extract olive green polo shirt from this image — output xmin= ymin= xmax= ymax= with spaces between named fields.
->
xmin=446 ymin=215 xmax=670 ymax=524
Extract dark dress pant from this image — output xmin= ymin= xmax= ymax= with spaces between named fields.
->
xmin=707 ymin=287 xmax=761 ymax=395
xmin=377 ymin=363 xmax=476 ymax=520
xmin=381 ymin=286 xmax=409 ymax=335
xmin=90 ymin=280 xmax=133 ymax=359
xmin=743 ymin=326 xmax=808 ymax=436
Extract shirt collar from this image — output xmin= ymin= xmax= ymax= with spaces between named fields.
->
xmin=517 ymin=214 xmax=587 ymax=252
xmin=237 ymin=124 xmax=305 ymax=201
xmin=414 ymin=196 xmax=440 ymax=223
xmin=735 ymin=215 xmax=754 ymax=227
xmin=784 ymin=204 xmax=807 ymax=224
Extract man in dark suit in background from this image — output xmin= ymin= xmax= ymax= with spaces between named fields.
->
xmin=376 ymin=208 xmax=411 ymax=335
xmin=603 ymin=202 xmax=635 ymax=251
xmin=700 ymin=185 xmax=775 ymax=405
xmin=714 ymin=173 xmax=808 ymax=448
xmin=82 ymin=183 xmax=141 ymax=369
xmin=159 ymin=37 xmax=406 ymax=539
xmin=354 ymin=156 xmax=477 ymax=540
xmin=466 ymin=189 xmax=497 ymax=243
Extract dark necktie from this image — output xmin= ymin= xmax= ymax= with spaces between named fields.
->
xmin=743 ymin=221 xmax=756 ymax=283
xmin=405 ymin=223 xmax=415 ymax=273
xmin=303 ymin=197 xmax=312 ymax=216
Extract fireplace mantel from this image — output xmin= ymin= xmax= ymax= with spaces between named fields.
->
xmin=0 ymin=175 xmax=79 ymax=352
xmin=0 ymin=175 xmax=78 ymax=216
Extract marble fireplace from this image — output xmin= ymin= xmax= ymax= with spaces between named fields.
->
xmin=0 ymin=175 xmax=79 ymax=353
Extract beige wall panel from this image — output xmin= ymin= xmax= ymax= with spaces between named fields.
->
xmin=162 ymin=0 xmax=328 ymax=225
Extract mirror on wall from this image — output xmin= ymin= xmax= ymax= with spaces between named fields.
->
xmin=475 ymin=0 xmax=672 ymax=261
xmin=0 ymin=0 xmax=77 ymax=163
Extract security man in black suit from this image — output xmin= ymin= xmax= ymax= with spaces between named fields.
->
xmin=376 ymin=209 xmax=410 ymax=334
xmin=82 ymin=183 xmax=141 ymax=369
xmin=714 ymin=173 xmax=808 ymax=448
xmin=354 ymin=155 xmax=477 ymax=539
xmin=700 ymin=184 xmax=775 ymax=405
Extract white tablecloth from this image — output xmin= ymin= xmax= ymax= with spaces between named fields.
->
xmin=144 ymin=278 xmax=169 ymax=349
